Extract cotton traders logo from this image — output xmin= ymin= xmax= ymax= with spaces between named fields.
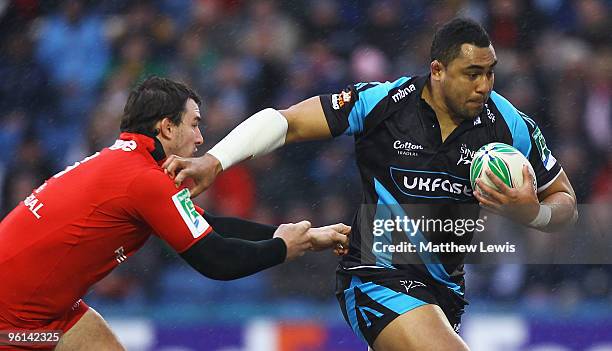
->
xmin=457 ymin=144 xmax=476 ymax=166
xmin=172 ymin=189 xmax=210 ymax=238
xmin=394 ymin=140 xmax=423 ymax=157
xmin=390 ymin=167 xmax=473 ymax=201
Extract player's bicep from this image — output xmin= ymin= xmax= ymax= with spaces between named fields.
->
xmin=524 ymin=118 xmax=562 ymax=193
xmin=537 ymin=170 xmax=575 ymax=202
xmin=281 ymin=96 xmax=333 ymax=143
xmin=129 ymin=171 xmax=212 ymax=252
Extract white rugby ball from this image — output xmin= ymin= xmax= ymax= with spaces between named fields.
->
xmin=469 ymin=142 xmax=536 ymax=192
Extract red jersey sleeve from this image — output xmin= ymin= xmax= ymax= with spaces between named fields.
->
xmin=128 ymin=169 xmax=212 ymax=253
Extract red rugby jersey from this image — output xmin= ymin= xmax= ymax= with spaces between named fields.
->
xmin=0 ymin=133 xmax=212 ymax=327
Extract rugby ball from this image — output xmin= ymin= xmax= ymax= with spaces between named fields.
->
xmin=469 ymin=142 xmax=536 ymax=192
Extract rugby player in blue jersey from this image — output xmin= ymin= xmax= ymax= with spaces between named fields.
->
xmin=164 ymin=18 xmax=577 ymax=351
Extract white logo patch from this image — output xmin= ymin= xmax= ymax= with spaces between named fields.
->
xmin=331 ymin=90 xmax=352 ymax=110
xmin=172 ymin=189 xmax=209 ymax=238
xmin=393 ymin=140 xmax=423 ymax=157
xmin=109 ymin=139 xmax=137 ymax=152
xmin=391 ymin=84 xmax=416 ymax=103
xmin=485 ymin=103 xmax=496 ymax=123
xmin=457 ymin=143 xmax=476 ymax=165
xmin=114 ymin=246 xmax=127 ymax=263
xmin=400 ymin=280 xmax=427 ymax=293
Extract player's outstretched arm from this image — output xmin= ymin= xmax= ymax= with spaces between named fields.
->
xmin=202 ymin=211 xmax=278 ymax=241
xmin=202 ymin=211 xmax=350 ymax=255
xmin=281 ymin=96 xmax=333 ymax=143
xmin=163 ymin=97 xmax=331 ymax=197
xmin=181 ymin=221 xmax=312 ymax=281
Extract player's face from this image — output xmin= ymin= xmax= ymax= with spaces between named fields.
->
xmin=172 ymin=99 xmax=204 ymax=157
xmin=439 ymin=43 xmax=497 ymax=120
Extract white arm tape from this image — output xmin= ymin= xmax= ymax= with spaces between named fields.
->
xmin=529 ymin=204 xmax=552 ymax=229
xmin=207 ymin=108 xmax=288 ymax=170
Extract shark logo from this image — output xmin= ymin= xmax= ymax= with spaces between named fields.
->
xmin=400 ymin=280 xmax=427 ymax=293
xmin=457 ymin=144 xmax=476 ymax=166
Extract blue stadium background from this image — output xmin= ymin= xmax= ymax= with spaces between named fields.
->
xmin=1 ymin=0 xmax=611 ymax=350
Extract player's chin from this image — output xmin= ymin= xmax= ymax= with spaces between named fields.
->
xmin=175 ymin=149 xmax=196 ymax=158
xmin=465 ymin=105 xmax=484 ymax=118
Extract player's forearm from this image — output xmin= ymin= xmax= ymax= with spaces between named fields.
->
xmin=207 ymin=98 xmax=331 ymax=171
xmin=532 ymin=192 xmax=578 ymax=232
xmin=202 ymin=212 xmax=277 ymax=241
xmin=181 ymin=231 xmax=286 ymax=281
xmin=207 ymin=108 xmax=288 ymax=170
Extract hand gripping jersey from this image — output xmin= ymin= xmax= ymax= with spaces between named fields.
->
xmin=0 ymin=133 xmax=212 ymax=328
xmin=321 ymin=75 xmax=562 ymax=295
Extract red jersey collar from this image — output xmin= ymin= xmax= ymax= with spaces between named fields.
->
xmin=118 ymin=132 xmax=167 ymax=162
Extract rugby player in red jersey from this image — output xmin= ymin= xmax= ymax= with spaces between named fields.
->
xmin=0 ymin=77 xmax=350 ymax=350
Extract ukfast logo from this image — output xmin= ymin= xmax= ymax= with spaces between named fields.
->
xmin=390 ymin=168 xmax=473 ymax=201
xmin=391 ymin=84 xmax=416 ymax=103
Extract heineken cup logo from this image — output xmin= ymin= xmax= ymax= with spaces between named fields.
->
xmin=172 ymin=188 xmax=209 ymax=238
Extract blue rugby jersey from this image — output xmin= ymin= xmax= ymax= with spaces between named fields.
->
xmin=320 ymin=75 xmax=562 ymax=294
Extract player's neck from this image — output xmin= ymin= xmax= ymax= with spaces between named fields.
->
xmin=422 ymin=81 xmax=461 ymax=141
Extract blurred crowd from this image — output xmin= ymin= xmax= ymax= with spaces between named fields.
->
xmin=0 ymin=0 xmax=611 ymax=312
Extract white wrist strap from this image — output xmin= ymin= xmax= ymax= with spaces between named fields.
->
xmin=529 ymin=204 xmax=552 ymax=228
xmin=207 ymin=108 xmax=288 ymax=170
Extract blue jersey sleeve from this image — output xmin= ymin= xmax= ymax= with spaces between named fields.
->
xmin=490 ymin=91 xmax=562 ymax=192
xmin=320 ymin=77 xmax=412 ymax=136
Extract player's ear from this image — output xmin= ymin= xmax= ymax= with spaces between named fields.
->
xmin=157 ymin=117 xmax=174 ymax=139
xmin=431 ymin=60 xmax=444 ymax=80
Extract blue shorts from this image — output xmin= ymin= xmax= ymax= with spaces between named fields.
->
xmin=336 ymin=266 xmax=468 ymax=347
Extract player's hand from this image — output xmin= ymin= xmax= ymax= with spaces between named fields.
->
xmin=273 ymin=221 xmax=313 ymax=261
xmin=162 ymin=153 xmax=222 ymax=197
xmin=308 ymin=223 xmax=351 ymax=256
xmin=473 ymin=165 xmax=540 ymax=226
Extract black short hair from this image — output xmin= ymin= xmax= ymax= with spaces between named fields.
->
xmin=430 ymin=18 xmax=491 ymax=66
xmin=120 ymin=76 xmax=201 ymax=135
